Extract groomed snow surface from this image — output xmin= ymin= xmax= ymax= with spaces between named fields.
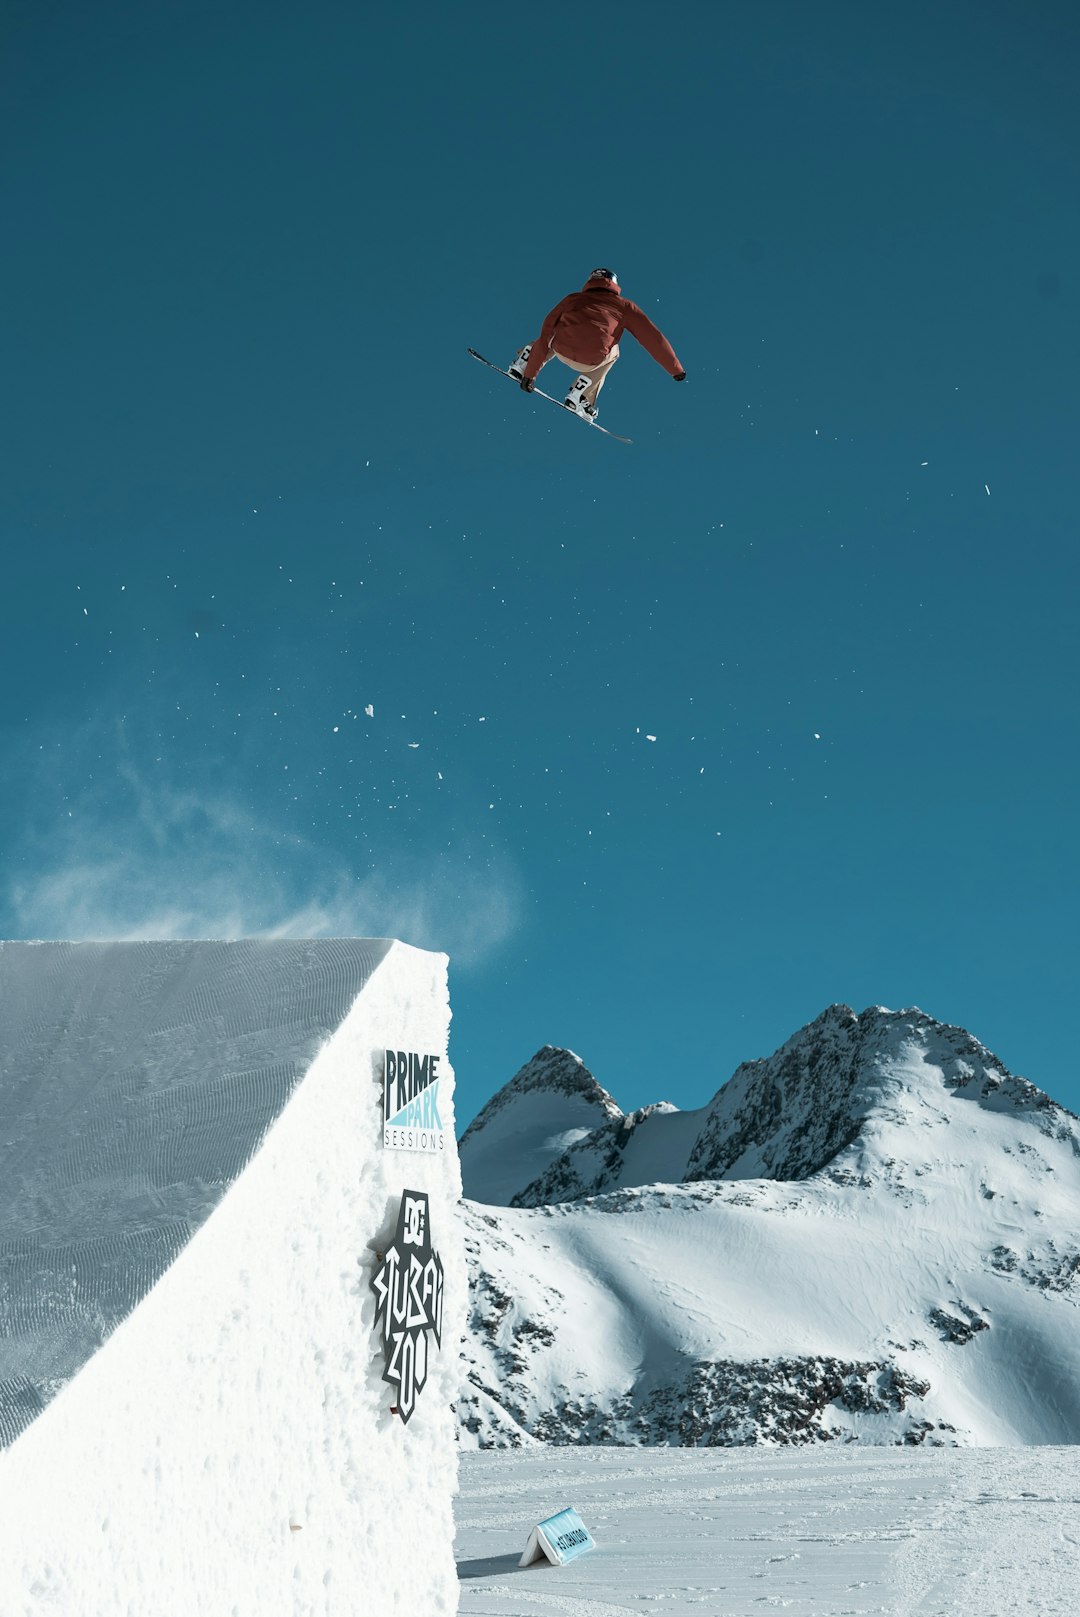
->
xmin=4 ymin=964 xmax=1079 ymax=1615
xmin=0 ymin=939 xmax=464 ymax=1617
xmin=456 ymin=1445 xmax=1080 ymax=1615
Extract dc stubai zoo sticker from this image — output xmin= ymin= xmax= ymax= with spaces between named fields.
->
xmin=371 ymin=1189 xmax=444 ymax=1423
xmin=382 ymin=1048 xmax=445 ymax=1153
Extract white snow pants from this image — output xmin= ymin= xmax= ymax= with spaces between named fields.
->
xmin=546 ymin=344 xmax=621 ymax=407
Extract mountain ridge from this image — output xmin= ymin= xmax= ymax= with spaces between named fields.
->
xmin=458 ymin=1005 xmax=1080 ymax=1449
xmin=458 ymin=1045 xmax=623 ymax=1208
xmin=460 ymin=1004 xmax=1078 ymax=1208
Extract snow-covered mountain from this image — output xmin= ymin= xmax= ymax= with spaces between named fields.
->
xmin=458 ymin=1006 xmax=1080 ymax=1448
xmin=459 ymin=1045 xmax=622 ymax=1206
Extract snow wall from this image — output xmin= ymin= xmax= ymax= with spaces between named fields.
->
xmin=0 ymin=938 xmax=464 ymax=1617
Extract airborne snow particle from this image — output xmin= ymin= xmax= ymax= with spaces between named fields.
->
xmin=364 ymin=704 xmax=374 ymax=717
xmin=332 ymin=726 xmax=339 ymax=733
xmin=645 ymin=735 xmax=657 ymax=742
xmin=814 ymin=733 xmax=821 ymax=740
xmin=985 ymin=484 xmax=991 ymax=496
xmin=408 ymin=743 xmax=420 ymax=749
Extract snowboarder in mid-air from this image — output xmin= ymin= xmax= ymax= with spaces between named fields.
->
xmin=510 ymin=268 xmax=686 ymax=422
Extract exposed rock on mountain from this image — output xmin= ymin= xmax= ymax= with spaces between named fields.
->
xmin=461 ymin=1005 xmax=1078 ymax=1208
xmin=459 ymin=1006 xmax=1080 ymax=1449
xmin=459 ymin=1046 xmax=622 ymax=1206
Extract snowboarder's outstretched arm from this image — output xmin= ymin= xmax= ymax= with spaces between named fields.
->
xmin=622 ymin=303 xmax=686 ymax=379
xmin=521 ymin=297 xmax=576 ymax=384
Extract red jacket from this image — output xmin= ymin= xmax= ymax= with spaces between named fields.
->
xmin=523 ymin=275 xmax=683 ymax=382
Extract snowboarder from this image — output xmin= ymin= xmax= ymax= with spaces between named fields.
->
xmin=510 ymin=268 xmax=686 ymax=421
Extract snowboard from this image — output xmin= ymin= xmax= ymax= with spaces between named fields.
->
xmin=468 ymin=349 xmax=632 ymax=443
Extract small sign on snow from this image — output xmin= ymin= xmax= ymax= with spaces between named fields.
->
xmin=519 ymin=1508 xmax=596 ymax=1568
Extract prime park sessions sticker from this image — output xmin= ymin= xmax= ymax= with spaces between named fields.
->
xmin=382 ymin=1048 xmax=445 ymax=1153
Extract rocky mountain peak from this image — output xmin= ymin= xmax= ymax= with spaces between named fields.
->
xmin=459 ymin=1009 xmax=1080 ymax=1451
xmin=685 ymin=1003 xmax=1070 ymax=1183
xmin=459 ymin=1047 xmax=623 ymax=1205
xmin=465 ymin=1007 xmax=1078 ymax=1208
xmin=460 ymin=1046 xmax=621 ymax=1145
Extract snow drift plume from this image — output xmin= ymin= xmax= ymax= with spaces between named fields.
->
xmin=6 ymin=749 xmax=521 ymax=966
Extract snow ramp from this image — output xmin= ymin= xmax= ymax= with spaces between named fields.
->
xmin=0 ymin=938 xmax=464 ymax=1616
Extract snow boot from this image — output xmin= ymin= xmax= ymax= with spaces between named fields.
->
xmin=564 ymin=375 xmax=598 ymax=421
xmin=508 ymin=344 xmax=532 ymax=381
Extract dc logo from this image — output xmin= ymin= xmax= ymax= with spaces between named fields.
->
xmin=371 ymin=1189 xmax=444 ymax=1424
xmin=402 ymin=1195 xmax=426 ymax=1247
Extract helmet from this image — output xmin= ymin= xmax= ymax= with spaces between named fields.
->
xmin=585 ymin=266 xmax=620 ymax=292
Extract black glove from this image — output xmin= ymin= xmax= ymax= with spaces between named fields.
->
xmin=673 ymin=370 xmax=687 ymax=382
xmin=520 ymin=376 xmax=536 ymax=392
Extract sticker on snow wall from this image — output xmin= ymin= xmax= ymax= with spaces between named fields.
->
xmin=519 ymin=1508 xmax=596 ymax=1567
xmin=371 ymin=1188 xmax=445 ymax=1424
xmin=382 ymin=1048 xmax=446 ymax=1153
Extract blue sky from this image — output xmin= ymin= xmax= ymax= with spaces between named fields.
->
xmin=3 ymin=0 xmax=1078 ymax=1126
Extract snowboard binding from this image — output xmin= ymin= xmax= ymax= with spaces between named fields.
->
xmin=564 ymin=375 xmax=598 ymax=421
